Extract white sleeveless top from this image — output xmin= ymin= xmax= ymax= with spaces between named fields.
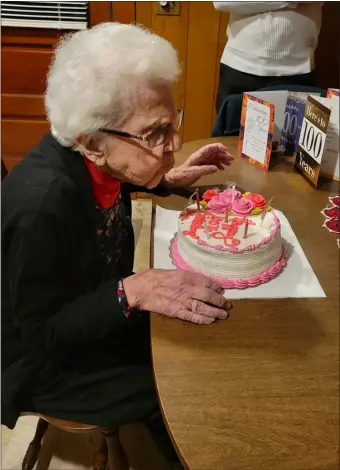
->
xmin=214 ymin=2 xmax=323 ymax=76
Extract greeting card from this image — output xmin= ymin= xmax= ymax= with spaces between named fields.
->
xmin=280 ymin=91 xmax=320 ymax=156
xmin=319 ymin=93 xmax=340 ymax=181
xmin=326 ymin=88 xmax=340 ymax=99
xmin=295 ymin=95 xmax=332 ymax=187
xmin=238 ymin=93 xmax=275 ymax=171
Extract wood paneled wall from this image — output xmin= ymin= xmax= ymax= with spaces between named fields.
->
xmin=136 ymin=2 xmax=189 ymax=142
xmin=183 ymin=4 xmax=226 ymax=142
xmin=136 ymin=2 xmax=229 ymax=143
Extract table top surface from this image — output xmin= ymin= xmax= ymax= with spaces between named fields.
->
xmin=151 ymin=137 xmax=339 ymax=470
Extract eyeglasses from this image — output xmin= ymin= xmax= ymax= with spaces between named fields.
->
xmin=99 ymin=109 xmax=183 ymax=149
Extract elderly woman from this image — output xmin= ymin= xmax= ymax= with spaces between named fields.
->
xmin=2 ymin=23 xmax=234 ymax=466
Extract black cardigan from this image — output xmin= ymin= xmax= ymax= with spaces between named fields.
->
xmin=1 ymin=132 xmax=177 ymax=428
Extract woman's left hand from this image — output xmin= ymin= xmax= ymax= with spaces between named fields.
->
xmin=163 ymin=143 xmax=234 ymax=188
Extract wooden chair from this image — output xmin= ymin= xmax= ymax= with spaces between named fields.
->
xmin=21 ymin=415 xmax=173 ymax=470
xmin=21 ymin=414 xmax=129 ymax=470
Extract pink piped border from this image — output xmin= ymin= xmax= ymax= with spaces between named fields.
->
xmin=169 ymin=235 xmax=287 ymax=289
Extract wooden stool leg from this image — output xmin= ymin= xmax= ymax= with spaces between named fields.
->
xmin=93 ymin=436 xmax=108 ymax=470
xmin=100 ymin=428 xmax=129 ymax=470
xmin=22 ymin=418 xmax=49 ymax=470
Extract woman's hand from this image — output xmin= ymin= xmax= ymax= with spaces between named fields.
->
xmin=123 ymin=269 xmax=231 ymax=325
xmin=163 ymin=143 xmax=234 ymax=188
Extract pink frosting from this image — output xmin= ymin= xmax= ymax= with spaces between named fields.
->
xmin=208 ymin=189 xmax=241 ymax=213
xmin=231 ymin=197 xmax=255 ymax=216
xmin=169 ymin=235 xmax=287 ymax=289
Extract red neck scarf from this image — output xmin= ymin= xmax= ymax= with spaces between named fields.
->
xmin=84 ymin=159 xmax=121 ymax=209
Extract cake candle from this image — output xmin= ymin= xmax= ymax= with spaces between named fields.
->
xmin=225 ymin=180 xmax=236 ymax=190
xmin=224 ymin=202 xmax=232 ymax=223
xmin=224 ymin=206 xmax=229 ymax=223
xmin=188 ymin=192 xmax=194 ymax=208
xmin=261 ymin=197 xmax=274 ymax=226
xmin=260 ymin=210 xmax=267 ymax=227
xmin=231 ymin=184 xmax=236 ymax=203
xmin=267 ymin=197 xmax=274 ymax=208
xmin=203 ymin=219 xmax=210 ymax=238
xmin=195 ymin=188 xmax=200 ymax=211
xmin=243 ymin=218 xmax=249 ymax=239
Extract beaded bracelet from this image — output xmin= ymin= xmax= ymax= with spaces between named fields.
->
xmin=117 ymin=278 xmax=133 ymax=318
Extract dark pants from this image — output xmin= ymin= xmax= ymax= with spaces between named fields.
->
xmin=25 ymin=313 xmax=179 ymax=465
xmin=216 ymin=63 xmax=314 ymax=113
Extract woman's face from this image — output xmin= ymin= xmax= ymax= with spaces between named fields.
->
xmin=103 ymin=82 xmax=182 ymax=188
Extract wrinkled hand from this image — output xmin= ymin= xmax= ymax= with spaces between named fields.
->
xmin=123 ymin=269 xmax=232 ymax=325
xmin=163 ymin=143 xmax=234 ymax=188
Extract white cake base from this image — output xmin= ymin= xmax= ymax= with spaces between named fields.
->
xmin=172 ymin=207 xmax=287 ymax=289
xmin=170 ymin=235 xmax=286 ymax=289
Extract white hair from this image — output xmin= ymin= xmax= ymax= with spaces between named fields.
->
xmin=45 ymin=22 xmax=181 ymax=146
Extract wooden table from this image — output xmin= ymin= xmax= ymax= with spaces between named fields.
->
xmin=151 ymin=137 xmax=339 ymax=470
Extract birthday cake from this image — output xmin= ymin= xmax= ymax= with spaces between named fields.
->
xmin=170 ymin=188 xmax=286 ymax=289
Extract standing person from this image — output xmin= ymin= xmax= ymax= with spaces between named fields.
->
xmin=214 ymin=2 xmax=323 ymax=112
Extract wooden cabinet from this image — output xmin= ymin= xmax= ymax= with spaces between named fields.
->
xmin=1 ymin=1 xmax=135 ymax=170
xmin=2 ymin=33 xmax=56 ymax=169
xmin=136 ymin=2 xmax=229 ymax=143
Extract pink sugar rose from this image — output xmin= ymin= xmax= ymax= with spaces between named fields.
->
xmin=208 ymin=189 xmax=241 ymax=213
xmin=232 ymin=197 xmax=255 ymax=216
xmin=222 ymin=188 xmax=242 ymax=201
xmin=208 ymin=193 xmax=229 ymax=213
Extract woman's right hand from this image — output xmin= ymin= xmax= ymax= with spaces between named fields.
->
xmin=123 ymin=269 xmax=231 ymax=325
